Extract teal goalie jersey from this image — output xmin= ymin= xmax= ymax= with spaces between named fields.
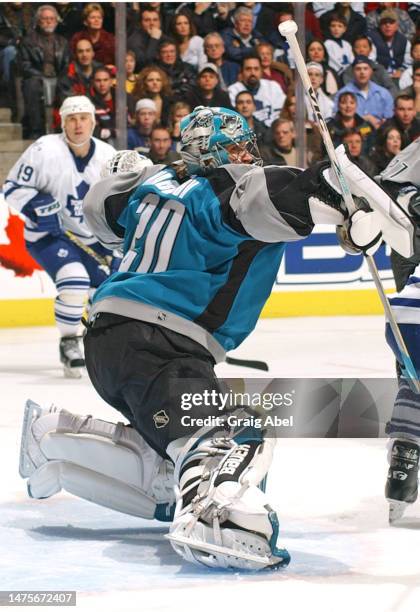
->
xmin=84 ymin=163 xmax=316 ymax=361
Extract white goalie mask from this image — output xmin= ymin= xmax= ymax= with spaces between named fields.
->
xmin=101 ymin=150 xmax=153 ymax=178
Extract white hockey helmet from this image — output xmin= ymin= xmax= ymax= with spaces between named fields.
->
xmin=59 ymin=95 xmax=95 ymax=128
xmin=101 ymin=150 xmax=153 ymax=178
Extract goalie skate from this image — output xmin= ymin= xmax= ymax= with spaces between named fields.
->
xmin=167 ymin=430 xmax=290 ymax=571
xmin=59 ymin=336 xmax=85 ymax=378
xmin=167 ymin=506 xmax=290 ymax=570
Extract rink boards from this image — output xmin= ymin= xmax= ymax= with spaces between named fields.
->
xmin=0 ymin=214 xmax=395 ymax=326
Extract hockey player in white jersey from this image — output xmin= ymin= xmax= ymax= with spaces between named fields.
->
xmin=374 ymin=139 xmax=420 ymax=522
xmin=18 ymin=107 xmax=419 ymax=570
xmin=3 ymin=95 xmax=115 ymax=377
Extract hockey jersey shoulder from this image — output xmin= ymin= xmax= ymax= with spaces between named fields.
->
xmin=91 ymin=137 xmax=116 ymax=160
xmin=84 ymin=165 xmax=165 ymax=249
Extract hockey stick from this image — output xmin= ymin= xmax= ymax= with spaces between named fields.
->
xmin=279 ymin=20 xmax=420 ymax=393
xmin=64 ymin=230 xmax=111 ymax=270
xmin=226 ymin=356 xmax=269 ymax=371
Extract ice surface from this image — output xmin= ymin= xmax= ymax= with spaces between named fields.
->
xmin=1 ymin=317 xmax=420 ymax=612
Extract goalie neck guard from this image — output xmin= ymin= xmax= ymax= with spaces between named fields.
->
xmin=179 ymin=106 xmax=262 ymax=175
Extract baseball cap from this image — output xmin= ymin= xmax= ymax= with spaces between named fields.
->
xmin=352 ymin=55 xmax=373 ymax=68
xmin=198 ymin=62 xmax=219 ymax=76
xmin=135 ymin=98 xmax=157 ymax=113
xmin=379 ymin=8 xmax=398 ymax=23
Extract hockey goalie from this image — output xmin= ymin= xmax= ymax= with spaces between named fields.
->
xmin=19 ymin=106 xmax=419 ymax=569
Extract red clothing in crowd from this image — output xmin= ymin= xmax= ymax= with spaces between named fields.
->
xmin=70 ymin=29 xmax=115 ymax=65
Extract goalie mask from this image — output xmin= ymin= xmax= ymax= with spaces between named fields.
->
xmin=180 ymin=106 xmax=262 ymax=175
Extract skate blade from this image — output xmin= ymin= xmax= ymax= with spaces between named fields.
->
xmin=63 ymin=366 xmax=82 ymax=379
xmin=166 ymin=532 xmax=272 ymax=566
xmin=19 ymin=399 xmax=42 ymax=478
xmin=388 ymin=500 xmax=408 ymax=524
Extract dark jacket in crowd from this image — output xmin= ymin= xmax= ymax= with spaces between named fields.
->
xmin=191 ymin=5 xmax=233 ymax=37
xmin=55 ymin=4 xmax=83 ymax=39
xmin=370 ymin=148 xmax=396 ymax=174
xmin=0 ymin=3 xmax=34 ymax=48
xmin=347 ymin=153 xmax=377 ymax=176
xmin=259 ymin=143 xmax=287 ymax=166
xmin=326 ymin=112 xmax=376 ymax=152
xmin=127 ymin=28 xmax=164 ymax=71
xmin=369 ymin=28 xmax=410 ymax=71
xmin=251 ymin=117 xmax=272 ymax=146
xmin=156 ymin=58 xmax=197 ymax=99
xmin=221 ymin=27 xmax=265 ymax=64
xmin=19 ymin=28 xmax=70 ymax=79
xmin=186 ymin=86 xmax=232 ymax=110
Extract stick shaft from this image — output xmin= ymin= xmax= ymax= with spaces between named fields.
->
xmin=65 ymin=231 xmax=110 ymax=269
xmin=283 ymin=25 xmax=420 ymax=392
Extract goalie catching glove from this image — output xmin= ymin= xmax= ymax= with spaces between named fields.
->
xmin=321 ymin=145 xmax=418 ymax=258
xmin=166 ymin=417 xmax=290 ymax=571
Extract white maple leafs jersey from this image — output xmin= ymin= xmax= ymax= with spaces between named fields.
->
xmin=3 ymin=134 xmax=115 ymax=243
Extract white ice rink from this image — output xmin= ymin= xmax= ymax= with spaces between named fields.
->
xmin=2 ymin=316 xmax=420 ymax=612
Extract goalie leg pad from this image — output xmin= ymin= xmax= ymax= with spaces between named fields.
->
xmin=28 ymin=460 xmax=174 ymax=520
xmin=20 ymin=399 xmax=175 ymax=520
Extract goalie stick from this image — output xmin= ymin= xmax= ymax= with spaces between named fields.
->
xmin=279 ymin=20 xmax=420 ymax=393
xmin=226 ymin=356 xmax=269 ymax=371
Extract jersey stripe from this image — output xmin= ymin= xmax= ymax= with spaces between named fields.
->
xmin=206 ymin=169 xmax=250 ymax=236
xmin=194 ymin=240 xmax=266 ymax=332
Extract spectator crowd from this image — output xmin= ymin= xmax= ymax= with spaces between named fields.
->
xmin=1 ymin=1 xmax=420 ymax=173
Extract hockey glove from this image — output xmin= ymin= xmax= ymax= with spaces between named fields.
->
xmin=323 ymin=145 xmax=416 ymax=258
xmin=346 ymin=200 xmax=383 ymax=256
xmin=24 ymin=193 xmax=62 ymax=235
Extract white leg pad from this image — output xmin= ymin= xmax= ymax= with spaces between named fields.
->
xmin=22 ymin=401 xmax=175 ymax=520
xmin=28 ymin=461 xmax=159 ymax=519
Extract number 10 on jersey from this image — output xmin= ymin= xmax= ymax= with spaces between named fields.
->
xmin=119 ymin=194 xmax=185 ymax=274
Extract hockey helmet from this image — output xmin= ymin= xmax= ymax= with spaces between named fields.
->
xmin=59 ymin=95 xmax=96 ymax=128
xmin=180 ymin=106 xmax=262 ymax=175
